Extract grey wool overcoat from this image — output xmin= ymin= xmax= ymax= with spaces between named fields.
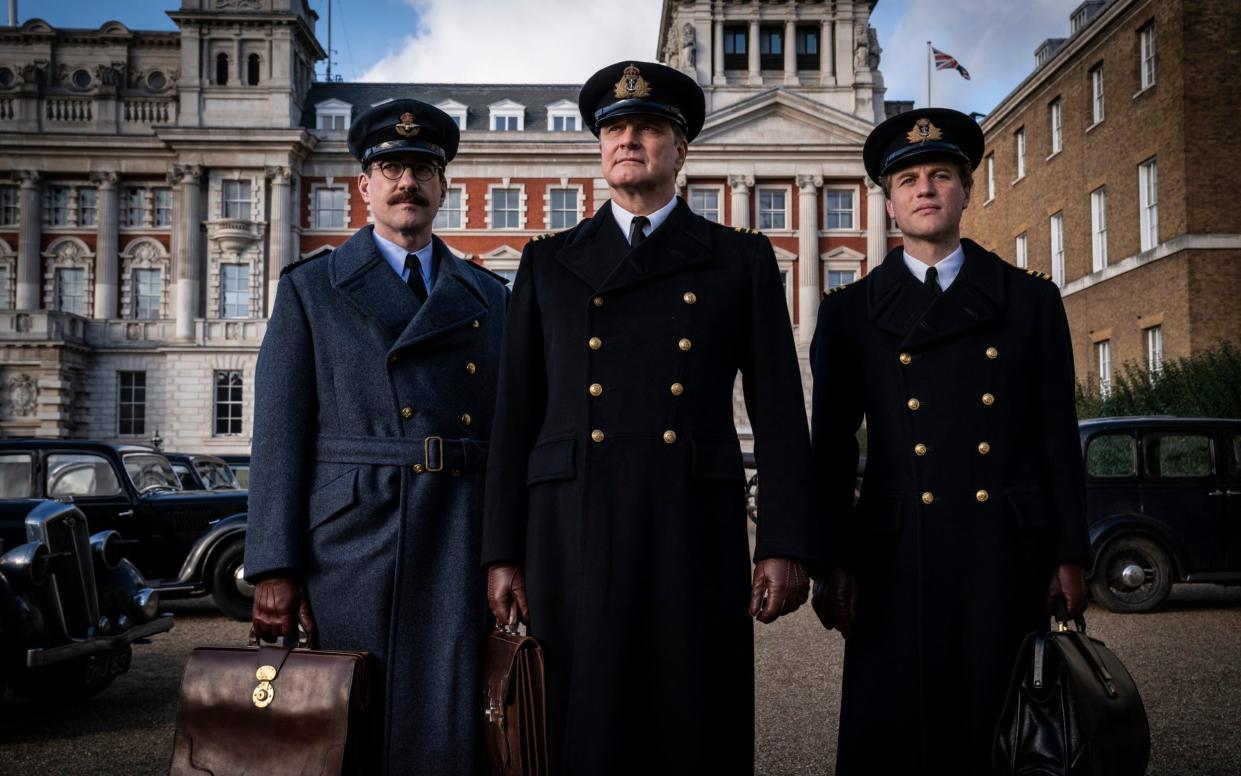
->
xmin=245 ymin=225 xmax=508 ymax=776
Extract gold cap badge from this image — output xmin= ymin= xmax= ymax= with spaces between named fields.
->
xmin=906 ymin=117 xmax=943 ymax=144
xmin=613 ymin=64 xmax=652 ymax=99
xmin=395 ymin=112 xmax=421 ymax=138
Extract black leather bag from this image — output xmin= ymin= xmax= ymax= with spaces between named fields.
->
xmin=993 ymin=610 xmax=1150 ymax=776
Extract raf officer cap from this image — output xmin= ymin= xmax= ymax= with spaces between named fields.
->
xmin=347 ymin=98 xmax=460 ymax=167
xmin=578 ymin=60 xmax=706 ymax=141
xmin=863 ymin=107 xmax=984 ymax=183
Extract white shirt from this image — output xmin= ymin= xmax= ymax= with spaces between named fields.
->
xmin=610 ymin=196 xmax=679 ymax=243
xmin=372 ymin=228 xmax=434 ymax=291
xmin=903 ymin=243 xmax=965 ymax=292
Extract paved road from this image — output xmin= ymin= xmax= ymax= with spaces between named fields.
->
xmin=2 ymin=587 xmax=1239 ymax=775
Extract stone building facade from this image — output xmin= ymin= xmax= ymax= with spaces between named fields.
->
xmin=0 ymin=0 xmax=904 ymax=450
xmin=959 ymin=0 xmax=1241 ymax=393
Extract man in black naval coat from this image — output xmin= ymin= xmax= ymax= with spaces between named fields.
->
xmin=244 ymin=101 xmax=508 ymax=775
xmin=809 ymin=108 xmax=1091 ymax=774
xmin=481 ymin=61 xmax=821 ymax=775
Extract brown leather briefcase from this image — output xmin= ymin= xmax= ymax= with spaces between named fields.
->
xmin=169 ymin=638 xmax=373 ymax=776
xmin=482 ymin=624 xmax=548 ymax=776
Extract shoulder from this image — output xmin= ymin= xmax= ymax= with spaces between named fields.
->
xmin=710 ymin=223 xmax=766 ymax=244
xmin=279 ymin=252 xmax=325 ymax=278
xmin=461 ymin=259 xmax=511 ymax=289
xmin=821 ymin=273 xmax=869 ymax=304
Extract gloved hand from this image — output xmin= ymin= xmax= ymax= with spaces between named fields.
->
xmin=487 ymin=563 xmax=529 ymax=626
xmin=748 ymin=557 xmax=809 ymax=624
xmin=1046 ymin=562 xmax=1088 ymax=620
xmin=811 ymin=566 xmax=858 ymax=639
xmin=252 ymin=576 xmax=316 ymax=644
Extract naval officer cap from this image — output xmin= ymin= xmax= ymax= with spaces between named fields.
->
xmin=578 ymin=60 xmax=706 ymax=141
xmin=863 ymin=107 xmax=984 ymax=183
xmin=347 ymin=98 xmax=460 ymax=167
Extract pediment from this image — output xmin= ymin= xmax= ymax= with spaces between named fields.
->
xmin=696 ymin=90 xmax=873 ymax=147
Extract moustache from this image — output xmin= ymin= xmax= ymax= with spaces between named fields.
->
xmin=388 ymin=193 xmax=431 ymax=206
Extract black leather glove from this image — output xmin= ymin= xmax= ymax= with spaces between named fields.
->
xmin=1047 ymin=562 xmax=1088 ymax=620
xmin=252 ymin=576 xmax=316 ymax=644
xmin=486 ymin=563 xmax=530 ymax=625
xmin=811 ymin=567 xmax=858 ymax=639
xmin=748 ymin=557 xmax=809 ymax=624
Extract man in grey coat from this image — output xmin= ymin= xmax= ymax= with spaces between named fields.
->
xmin=245 ymin=99 xmax=509 ymax=775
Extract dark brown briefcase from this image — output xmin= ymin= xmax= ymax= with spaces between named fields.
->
xmin=169 ymin=637 xmax=372 ymax=776
xmin=482 ymin=624 xmax=548 ymax=776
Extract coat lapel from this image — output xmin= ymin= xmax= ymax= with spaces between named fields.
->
xmin=899 ymin=239 xmax=1007 ymax=350
xmin=390 ymin=236 xmax=489 ymax=352
xmin=868 ymin=246 xmax=932 ymax=338
xmin=596 ymin=199 xmax=713 ymax=294
xmin=331 ymin=226 xmax=421 ymax=342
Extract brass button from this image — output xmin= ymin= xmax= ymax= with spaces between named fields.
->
xmin=461 ymin=413 xmax=472 ymax=426
xmin=982 ymin=393 xmax=995 ymax=406
xmin=472 ymin=320 xmax=480 ymax=328
xmin=670 ymin=382 xmax=684 ymax=396
xmin=914 ymin=443 xmax=927 ymax=456
xmin=466 ymin=362 xmax=477 ymax=375
xmin=678 ymin=338 xmax=692 ymax=351
xmin=588 ymin=337 xmax=602 ymax=350
xmin=591 ymin=429 xmax=605 ymax=443
xmin=986 ymin=346 xmax=999 ymax=359
xmin=593 ymin=296 xmax=604 ymax=307
xmin=663 ymin=430 xmax=677 ymax=444
xmin=976 ymin=489 xmax=990 ymax=503
xmin=899 ymin=352 xmax=912 ymax=365
xmin=389 ymin=354 xmax=398 ymax=364
xmin=907 ymin=398 xmax=921 ymax=411
xmin=412 ymin=463 xmax=425 ymax=474
xmin=589 ymin=383 xmax=603 ymax=397
xmin=921 ymin=491 xmax=935 ymax=505
xmin=683 ymin=291 xmax=697 ymax=305
xmin=978 ymin=441 xmax=991 ymax=455
xmin=400 ymin=406 xmax=414 ymax=419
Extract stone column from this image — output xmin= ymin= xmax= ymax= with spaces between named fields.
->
xmin=748 ymin=19 xmax=761 ymax=85
xmin=784 ymin=19 xmax=798 ymax=85
xmin=797 ymin=175 xmax=823 ymax=345
xmin=728 ymin=174 xmax=754 ymax=229
xmin=172 ymin=165 xmax=204 ymax=340
xmin=713 ymin=18 xmax=725 ymax=84
xmin=14 ymin=170 xmax=41 ymax=310
xmin=820 ymin=18 xmax=833 ymax=85
xmin=867 ymin=181 xmax=888 ymax=268
xmin=835 ymin=3 xmax=854 ymax=87
xmin=265 ymin=166 xmax=292 ymax=316
xmin=91 ymin=171 xmax=120 ymax=319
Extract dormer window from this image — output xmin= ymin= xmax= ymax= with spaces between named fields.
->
xmin=489 ymin=100 xmax=525 ymax=132
xmin=437 ymin=99 xmax=469 ymax=130
xmin=316 ymin=98 xmax=353 ymax=131
xmin=546 ymin=100 xmax=580 ymax=132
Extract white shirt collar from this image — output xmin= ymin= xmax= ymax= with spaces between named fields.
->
xmin=372 ymin=228 xmax=434 ymax=289
xmin=903 ymin=243 xmax=965 ymax=291
xmin=610 ymin=196 xmax=679 ymax=242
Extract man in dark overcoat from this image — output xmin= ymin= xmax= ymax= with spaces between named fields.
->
xmin=809 ymin=108 xmax=1091 ymax=774
xmin=245 ymin=100 xmax=508 ymax=775
xmin=481 ymin=61 xmax=821 ymax=775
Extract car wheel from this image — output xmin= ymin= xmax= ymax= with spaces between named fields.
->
xmin=6 ymin=648 xmax=128 ymax=702
xmin=209 ymin=540 xmax=254 ymax=622
xmin=1089 ymin=535 xmax=1174 ymax=613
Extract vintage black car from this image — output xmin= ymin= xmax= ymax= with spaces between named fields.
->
xmin=218 ymin=454 xmax=251 ymax=490
xmin=0 ymin=441 xmax=253 ymax=620
xmin=0 ymin=500 xmax=173 ymax=700
xmin=1081 ymin=416 xmax=1241 ymax=612
xmin=164 ymin=453 xmax=243 ymax=492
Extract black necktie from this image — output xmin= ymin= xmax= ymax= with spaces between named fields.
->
xmin=405 ymin=254 xmax=428 ymax=302
xmin=628 ymin=216 xmax=649 ymax=248
xmin=924 ymin=266 xmax=942 ymax=297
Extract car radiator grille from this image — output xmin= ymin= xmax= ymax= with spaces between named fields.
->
xmin=30 ymin=507 xmax=100 ymax=641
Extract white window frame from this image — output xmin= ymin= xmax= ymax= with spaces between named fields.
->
xmin=1097 ymin=340 xmax=1112 ymax=397
xmin=1091 ymin=65 xmax=1105 ymax=125
xmin=823 ymin=187 xmax=856 ymax=231
xmin=437 ymin=99 xmax=469 ymax=131
xmin=486 ymin=183 xmax=526 ymax=230
xmin=42 ymin=237 xmax=94 ymax=316
xmin=315 ymin=98 xmax=353 ymax=131
xmin=488 ymin=100 xmax=526 ymax=132
xmin=545 ymin=100 xmax=580 ymax=132
xmin=152 ymin=187 xmax=172 ymax=228
xmin=55 ymin=267 xmax=88 ymax=315
xmin=78 ymin=186 xmax=97 ymax=228
xmin=222 ymin=179 xmax=252 ymax=221
xmin=1090 ymin=187 xmax=1108 ymax=272
xmin=544 ymin=182 xmax=584 ymax=230
xmin=219 ymin=263 xmax=251 ymax=319
xmin=0 ymin=186 xmax=18 ymax=226
xmin=821 ymin=246 xmax=865 ymax=299
xmin=1050 ymin=211 xmax=1065 ymax=287
xmin=1146 ymin=325 xmax=1163 ymax=374
xmin=756 ymin=185 xmax=790 ymax=231
xmin=310 ymin=183 xmax=349 ymax=230
xmin=132 ymin=267 xmax=162 ymax=320
xmin=213 ymin=370 xmax=245 ymax=436
xmin=985 ymin=154 xmax=996 ymax=202
xmin=434 ymin=185 xmax=467 ymax=230
xmin=687 ymin=184 xmax=724 ymax=223
xmin=120 ymin=237 xmax=171 ymax=320
xmin=48 ymin=185 xmax=71 ymax=227
xmin=117 ymin=370 xmax=147 ymax=437
xmin=1139 ymin=22 xmax=1156 ymax=90
xmin=1050 ymin=98 xmax=1063 ymax=155
xmin=1139 ymin=157 xmax=1158 ymax=251
xmin=479 ymin=245 xmax=522 ymax=285
xmin=122 ymin=186 xmax=146 ymax=228
xmin=0 ymin=253 xmax=11 ymax=310
xmin=1014 ymin=127 xmax=1026 ymax=181
xmin=1015 ymin=232 xmax=1028 ymax=269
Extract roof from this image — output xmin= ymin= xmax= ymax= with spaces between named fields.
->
xmin=1078 ymin=416 xmax=1241 ymax=430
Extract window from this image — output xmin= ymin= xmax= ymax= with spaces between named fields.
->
xmin=134 ymin=268 xmax=161 ymax=320
xmin=1091 ymin=187 xmax=1107 ymax=271
xmin=550 ymin=114 xmax=579 ymax=132
xmin=56 ymin=267 xmax=86 ymax=314
xmin=1146 ymin=325 xmax=1164 ymax=374
xmin=1144 ymin=433 xmax=1213 ymax=479
xmin=827 ymin=270 xmax=855 ymax=290
xmin=79 ymin=187 xmax=97 ymax=227
xmin=1014 ymin=128 xmax=1026 ymax=179
xmin=220 ymin=263 xmax=249 ymax=318
xmin=0 ymin=264 xmax=8 ymax=309
xmin=490 ymin=188 xmax=521 ymax=229
xmin=1090 ymin=65 xmax=1104 ymax=124
xmin=723 ymin=25 xmax=747 ymax=69
xmin=796 ymin=27 xmax=819 ymax=70
xmin=985 ymin=154 xmax=995 ymax=201
xmin=1015 ymin=232 xmax=1028 ymax=269
xmin=247 ymin=53 xmax=261 ymax=86
xmin=1050 ymin=98 xmax=1062 ymax=154
xmin=1139 ymin=23 xmax=1156 ymax=89
xmin=216 ymin=52 xmax=229 ymax=86
xmin=214 ymin=371 xmax=244 ymax=435
xmin=0 ymin=187 xmax=17 ymax=225
xmin=49 ymin=186 xmax=71 ymax=226
xmin=759 ymin=26 xmax=783 ymax=70
xmin=548 ymin=188 xmax=577 ymax=230
xmin=118 ymin=371 xmax=146 ymax=435
xmin=222 ymin=179 xmax=251 ymax=220
xmin=434 ymin=187 xmax=464 ymax=230
xmin=1097 ymin=339 xmax=1112 ymax=397
xmin=1139 ymin=157 xmax=1158 ymax=251
xmin=1050 ymin=212 xmax=1064 ymax=286
xmin=312 ymin=186 xmax=347 ymax=229
xmin=1086 ymin=434 xmax=1136 ymax=478
xmin=437 ymin=101 xmax=468 ymax=130
xmin=0 ymin=453 xmax=33 ymax=499
xmin=318 ymin=113 xmax=347 ymax=130
xmin=492 ymin=115 xmax=519 ymax=131
xmin=757 ymin=188 xmax=786 ymax=230
xmin=315 ymin=99 xmax=352 ymax=131
xmin=153 ymin=187 xmax=172 ymax=227
xmin=46 ymin=453 xmax=123 ymax=498
xmin=688 ymin=187 xmax=721 ymax=222
xmin=123 ymin=187 xmax=144 ymax=227
xmin=825 ymin=189 xmax=855 ymax=230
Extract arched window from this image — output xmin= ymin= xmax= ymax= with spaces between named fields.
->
xmin=216 ymin=53 xmax=229 ymax=85
xmin=247 ymin=54 xmax=261 ymax=86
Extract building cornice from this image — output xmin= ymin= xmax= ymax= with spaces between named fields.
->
xmin=1061 ymin=234 xmax=1241 ymax=298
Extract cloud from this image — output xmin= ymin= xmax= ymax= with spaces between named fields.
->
xmin=360 ymin=0 xmax=665 ymax=83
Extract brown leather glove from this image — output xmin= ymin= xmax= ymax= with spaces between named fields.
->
xmin=748 ymin=557 xmax=809 ymax=624
xmin=252 ymin=576 xmax=316 ymax=644
xmin=486 ymin=563 xmax=530 ymax=625
xmin=1046 ymin=562 xmax=1088 ymax=620
xmin=811 ymin=567 xmax=858 ymax=640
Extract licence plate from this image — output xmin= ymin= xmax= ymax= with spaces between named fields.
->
xmin=84 ymin=649 xmax=132 ymax=684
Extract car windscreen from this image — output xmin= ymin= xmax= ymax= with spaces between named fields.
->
xmin=122 ymin=453 xmax=183 ymax=493
xmin=194 ymin=460 xmax=240 ymax=490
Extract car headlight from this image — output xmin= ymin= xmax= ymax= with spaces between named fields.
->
xmin=90 ymin=530 xmax=123 ymax=570
xmin=0 ymin=541 xmax=49 ymax=588
xmin=132 ymin=588 xmax=159 ymax=621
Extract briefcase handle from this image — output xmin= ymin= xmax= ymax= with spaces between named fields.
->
xmin=1051 ymin=599 xmax=1086 ymax=633
xmin=247 ymin=623 xmax=315 ymax=649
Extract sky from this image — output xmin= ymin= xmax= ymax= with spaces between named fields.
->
xmin=27 ymin=0 xmax=1082 ymax=117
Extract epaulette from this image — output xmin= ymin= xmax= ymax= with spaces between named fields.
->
xmin=734 ymin=226 xmax=762 ymax=236
xmin=823 ymin=280 xmax=856 ymax=298
xmin=280 ymin=255 xmax=320 ymax=277
xmin=530 ymin=233 xmax=554 ymax=242
xmin=1025 ymin=268 xmax=1052 ymax=281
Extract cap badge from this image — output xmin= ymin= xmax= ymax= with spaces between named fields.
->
xmin=395 ymin=112 xmax=421 ymax=138
xmin=613 ymin=64 xmax=652 ymax=99
xmin=906 ymin=118 xmax=943 ymax=145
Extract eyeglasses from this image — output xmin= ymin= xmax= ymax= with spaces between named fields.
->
xmin=374 ymin=159 xmax=440 ymax=182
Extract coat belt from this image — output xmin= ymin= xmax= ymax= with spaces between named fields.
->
xmin=314 ymin=434 xmax=489 ymax=472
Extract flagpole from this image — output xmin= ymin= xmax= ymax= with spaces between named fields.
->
xmin=926 ymin=41 xmax=932 ymax=107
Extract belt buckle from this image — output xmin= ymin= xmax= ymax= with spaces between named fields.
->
xmin=423 ymin=436 xmax=445 ymax=473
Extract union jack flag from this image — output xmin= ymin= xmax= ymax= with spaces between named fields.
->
xmin=932 ymin=46 xmax=971 ymax=80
